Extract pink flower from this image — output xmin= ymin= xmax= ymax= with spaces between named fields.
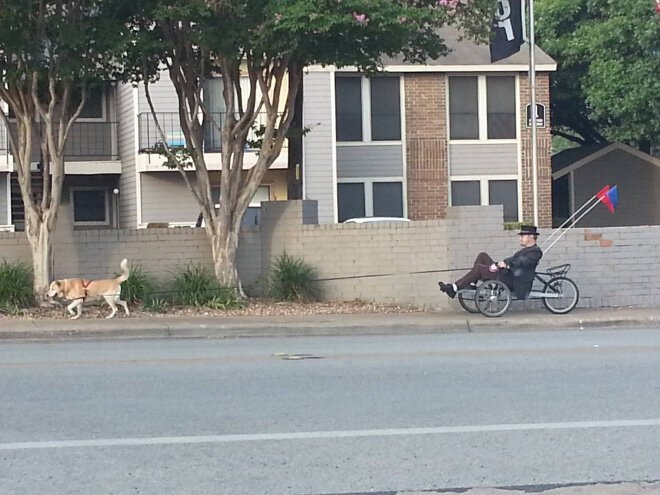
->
xmin=352 ymin=12 xmax=368 ymax=25
xmin=274 ymin=13 xmax=282 ymax=23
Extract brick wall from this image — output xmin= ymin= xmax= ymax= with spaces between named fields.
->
xmin=519 ymin=73 xmax=553 ymax=228
xmin=1 ymin=201 xmax=658 ymax=309
xmin=404 ymin=74 xmax=448 ymax=220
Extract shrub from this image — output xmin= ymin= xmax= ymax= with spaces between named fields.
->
xmin=0 ymin=260 xmax=34 ymax=309
xmin=143 ymin=297 xmax=169 ymax=313
xmin=120 ymin=265 xmax=155 ymax=305
xmin=172 ymin=262 xmax=242 ymax=308
xmin=504 ymin=221 xmax=524 ymax=231
xmin=267 ymin=252 xmax=318 ymax=302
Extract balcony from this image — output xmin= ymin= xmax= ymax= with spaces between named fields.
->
xmin=1 ymin=121 xmax=119 ymax=173
xmin=137 ymin=112 xmax=288 ymax=172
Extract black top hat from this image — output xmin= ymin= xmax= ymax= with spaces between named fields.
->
xmin=518 ymin=225 xmax=539 ymax=236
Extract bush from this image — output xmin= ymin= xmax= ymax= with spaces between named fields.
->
xmin=267 ymin=253 xmax=318 ymax=302
xmin=143 ymin=297 xmax=170 ymax=313
xmin=0 ymin=260 xmax=34 ymax=309
xmin=120 ymin=265 xmax=155 ymax=305
xmin=172 ymin=262 xmax=242 ymax=308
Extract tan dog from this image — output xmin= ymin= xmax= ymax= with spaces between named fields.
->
xmin=47 ymin=259 xmax=130 ymax=319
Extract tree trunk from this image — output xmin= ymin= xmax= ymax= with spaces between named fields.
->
xmin=209 ymin=221 xmax=241 ymax=291
xmin=26 ymin=218 xmax=51 ymax=305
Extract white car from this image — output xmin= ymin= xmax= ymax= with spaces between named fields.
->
xmin=343 ymin=217 xmax=410 ymax=224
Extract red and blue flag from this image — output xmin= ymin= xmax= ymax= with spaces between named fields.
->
xmin=596 ymin=185 xmax=619 ymax=213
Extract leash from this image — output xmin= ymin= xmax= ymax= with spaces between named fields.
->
xmin=313 ymin=267 xmax=470 ymax=283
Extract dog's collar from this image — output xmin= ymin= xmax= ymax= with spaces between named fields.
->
xmin=81 ymin=280 xmax=92 ymax=289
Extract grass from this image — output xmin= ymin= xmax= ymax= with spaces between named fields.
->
xmin=172 ymin=262 xmax=243 ymax=309
xmin=267 ymin=252 xmax=318 ymax=302
xmin=0 ymin=260 xmax=34 ymax=310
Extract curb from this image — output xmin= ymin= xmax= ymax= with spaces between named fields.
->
xmin=0 ymin=310 xmax=658 ymax=341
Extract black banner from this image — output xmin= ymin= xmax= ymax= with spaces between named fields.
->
xmin=490 ymin=0 xmax=524 ymax=63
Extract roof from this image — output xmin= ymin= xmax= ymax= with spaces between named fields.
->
xmin=552 ymin=143 xmax=660 ymax=179
xmin=310 ymin=27 xmax=557 ymax=73
xmin=380 ymin=27 xmax=556 ymax=70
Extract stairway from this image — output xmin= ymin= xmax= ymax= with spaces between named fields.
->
xmin=10 ymin=172 xmax=44 ymax=232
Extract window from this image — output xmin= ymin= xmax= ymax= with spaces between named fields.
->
xmin=335 ymin=75 xmax=401 ymax=142
xmin=338 ymin=182 xmax=365 ymax=222
xmin=449 ymin=77 xmax=479 ymax=140
xmin=370 ymin=77 xmax=401 ymax=141
xmin=450 ymin=179 xmax=519 ymax=222
xmin=373 ymin=182 xmax=403 ymax=217
xmin=72 ymin=188 xmax=109 ymax=225
xmin=335 ymin=77 xmax=363 ymax=141
xmin=338 ymin=180 xmax=405 ymax=221
xmin=451 ymin=181 xmax=481 ymax=205
xmin=249 ymin=185 xmax=271 ymax=207
xmin=487 ymin=76 xmax=516 ymax=139
xmin=449 ymin=75 xmax=516 ymax=141
xmin=77 ymin=87 xmax=104 ymax=120
xmin=488 ymin=179 xmax=518 ymax=222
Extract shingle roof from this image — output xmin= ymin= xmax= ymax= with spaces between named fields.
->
xmin=379 ymin=27 xmax=556 ymax=68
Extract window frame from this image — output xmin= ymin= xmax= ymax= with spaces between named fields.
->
xmin=71 ymin=186 xmax=110 ymax=227
xmin=449 ymin=175 xmax=521 ymax=222
xmin=335 ymin=74 xmax=403 ymax=145
xmin=336 ymin=177 xmax=407 ymax=219
xmin=74 ymin=86 xmax=107 ymax=122
xmin=447 ymin=74 xmax=518 ymax=143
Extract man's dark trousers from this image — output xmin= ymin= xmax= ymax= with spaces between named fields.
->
xmin=455 ymin=252 xmax=501 ymax=289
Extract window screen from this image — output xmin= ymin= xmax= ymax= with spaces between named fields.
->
xmin=338 ymin=182 xmax=365 ymax=222
xmin=373 ymin=182 xmax=404 ymax=217
xmin=73 ymin=190 xmax=107 ymax=223
xmin=487 ymin=76 xmax=516 ymax=139
xmin=78 ymin=87 xmax=104 ymax=119
xmin=335 ymin=77 xmax=362 ymax=141
xmin=451 ymin=181 xmax=481 ymax=206
xmin=449 ymin=77 xmax=478 ymax=140
xmin=489 ymin=180 xmax=518 ymax=222
xmin=370 ymin=77 xmax=401 ymax=141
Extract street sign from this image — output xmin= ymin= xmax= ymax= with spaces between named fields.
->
xmin=526 ymin=103 xmax=546 ymax=128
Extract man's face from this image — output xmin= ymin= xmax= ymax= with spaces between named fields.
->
xmin=519 ymin=234 xmax=537 ymax=247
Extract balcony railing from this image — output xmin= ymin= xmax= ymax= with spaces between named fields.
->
xmin=138 ymin=112 xmax=283 ymax=154
xmin=1 ymin=121 xmax=118 ymax=161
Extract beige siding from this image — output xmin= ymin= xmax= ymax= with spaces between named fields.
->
xmin=573 ymin=149 xmax=660 ymax=227
xmin=141 ymin=172 xmax=200 ymax=224
xmin=449 ymin=143 xmax=518 ymax=176
xmin=116 ymin=83 xmax=138 ymax=227
xmin=302 ymin=71 xmax=336 ymax=223
xmin=137 ymin=78 xmax=180 ymax=114
xmin=336 ymin=145 xmax=404 ymax=178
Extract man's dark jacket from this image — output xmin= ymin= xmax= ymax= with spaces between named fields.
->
xmin=501 ymin=245 xmax=543 ymax=299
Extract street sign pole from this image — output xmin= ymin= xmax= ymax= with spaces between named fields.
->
xmin=529 ymin=0 xmax=539 ymax=227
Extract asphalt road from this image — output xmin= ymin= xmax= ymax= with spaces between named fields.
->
xmin=1 ymin=327 xmax=659 ymax=494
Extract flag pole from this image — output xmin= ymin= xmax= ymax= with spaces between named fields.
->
xmin=529 ymin=0 xmax=539 ymax=227
xmin=544 ymin=194 xmax=601 ymax=244
xmin=542 ymin=197 xmax=604 ymax=253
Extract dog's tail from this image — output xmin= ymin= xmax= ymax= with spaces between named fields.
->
xmin=117 ymin=258 xmax=130 ymax=283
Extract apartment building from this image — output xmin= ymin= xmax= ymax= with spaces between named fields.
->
xmin=0 ymin=30 xmax=556 ymax=232
xmin=303 ymin=29 xmax=556 ymax=227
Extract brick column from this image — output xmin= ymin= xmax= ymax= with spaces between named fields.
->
xmin=404 ymin=74 xmax=448 ymax=220
xmin=519 ymin=73 xmax=552 ymax=228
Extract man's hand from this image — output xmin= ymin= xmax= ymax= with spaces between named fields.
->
xmin=496 ymin=261 xmax=508 ymax=269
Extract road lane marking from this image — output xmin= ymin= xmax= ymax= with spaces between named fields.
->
xmin=2 ymin=418 xmax=660 ymax=451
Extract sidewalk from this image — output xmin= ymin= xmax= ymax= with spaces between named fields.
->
xmin=0 ymin=307 xmax=658 ymax=340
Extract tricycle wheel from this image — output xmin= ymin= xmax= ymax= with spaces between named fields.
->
xmin=458 ymin=289 xmax=479 ymax=314
xmin=542 ymin=276 xmax=579 ymax=314
xmin=476 ymin=280 xmax=512 ymax=317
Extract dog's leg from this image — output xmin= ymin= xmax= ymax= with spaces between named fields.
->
xmin=68 ymin=300 xmax=82 ymax=320
xmin=105 ymin=296 xmax=118 ymax=319
xmin=116 ymin=297 xmax=130 ymax=316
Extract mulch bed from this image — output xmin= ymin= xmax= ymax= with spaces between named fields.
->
xmin=0 ymin=299 xmax=422 ymax=320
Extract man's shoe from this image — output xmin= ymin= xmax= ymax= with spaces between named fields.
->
xmin=438 ymin=282 xmax=456 ymax=299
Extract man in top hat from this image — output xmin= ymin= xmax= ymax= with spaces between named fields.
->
xmin=439 ymin=225 xmax=543 ymax=300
